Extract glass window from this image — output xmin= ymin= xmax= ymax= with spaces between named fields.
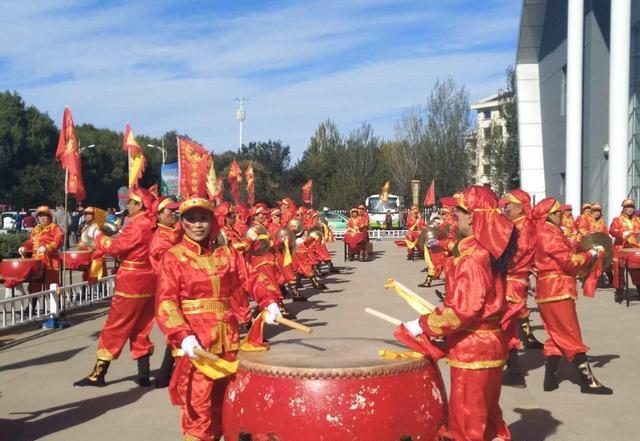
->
xmin=367 ymin=196 xmax=398 ymax=213
xmin=483 ymin=127 xmax=491 ymax=139
xmin=483 ymin=110 xmax=491 ymax=119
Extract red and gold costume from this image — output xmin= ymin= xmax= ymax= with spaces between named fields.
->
xmin=415 ymin=186 xmax=513 ymax=441
xmin=93 ymin=191 xmax=157 ymax=362
xmin=533 ymin=198 xmax=594 ymax=360
xmin=404 ymin=207 xmax=425 ymax=258
xmin=344 ymin=209 xmax=367 ymax=257
xmin=20 ymin=206 xmax=64 ymax=292
xmin=156 ymin=199 xmax=280 ymax=441
xmin=574 ymin=203 xmax=594 ymax=242
xmin=588 ymin=204 xmax=607 ymax=234
xmin=560 ymin=204 xmax=577 ymax=243
xmin=609 ymin=199 xmax=640 ymax=290
xmin=149 ymin=224 xmax=175 ymax=273
xmin=278 ymin=197 xmax=297 ymax=227
xmin=214 ymin=203 xmax=248 ymax=253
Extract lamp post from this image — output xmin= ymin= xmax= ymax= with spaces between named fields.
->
xmin=146 ymin=141 xmax=167 ymax=166
xmin=235 ymin=97 xmax=248 ymax=150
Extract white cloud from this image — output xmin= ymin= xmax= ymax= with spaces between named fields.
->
xmin=0 ymin=0 xmax=519 ymax=158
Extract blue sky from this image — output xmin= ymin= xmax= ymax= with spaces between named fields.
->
xmin=0 ymin=0 xmax=521 ymax=159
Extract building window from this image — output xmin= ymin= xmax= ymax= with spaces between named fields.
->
xmin=483 ymin=127 xmax=491 ymax=139
xmin=482 ymin=110 xmax=491 ymax=119
xmin=561 ymin=65 xmax=567 ymax=116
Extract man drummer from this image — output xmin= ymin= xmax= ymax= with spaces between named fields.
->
xmin=404 ymin=185 xmax=515 ymax=441
xmin=560 ymin=204 xmax=577 ymax=243
xmin=499 ymin=189 xmax=543 ymax=389
xmin=574 ymin=203 xmax=594 ymax=241
xmin=405 ymin=206 xmax=425 ymax=261
xmin=589 ymin=203 xmax=607 ymax=233
xmin=74 ymin=188 xmax=157 ymax=388
xmin=532 ymin=197 xmax=612 ymax=394
xmin=609 ymin=198 xmax=640 ymax=302
xmin=149 ymin=196 xmax=180 ymax=389
xmin=345 ymin=208 xmax=366 ymax=261
xmin=155 ymin=197 xmax=282 ymax=441
xmin=18 ymin=205 xmax=64 ymax=293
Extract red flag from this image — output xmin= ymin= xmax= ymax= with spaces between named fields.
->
xmin=239 ymin=310 xmax=269 ymax=351
xmin=122 ymin=124 xmax=146 ymax=189
xmin=423 ymin=179 xmax=435 ymax=207
xmin=393 ymin=324 xmax=445 ymax=362
xmin=301 ymin=180 xmax=313 ymax=206
xmin=228 ymin=160 xmax=243 ymax=205
xmin=245 ymin=162 xmax=255 ymax=207
xmin=177 ymin=137 xmax=210 ymax=197
xmin=55 ymin=107 xmax=86 ymax=202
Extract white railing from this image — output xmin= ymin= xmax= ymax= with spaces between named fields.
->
xmin=0 ymin=275 xmax=115 ymax=330
xmin=333 ymin=229 xmax=408 ymax=240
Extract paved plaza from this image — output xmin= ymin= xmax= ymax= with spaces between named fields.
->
xmin=1 ymin=240 xmax=639 ymax=441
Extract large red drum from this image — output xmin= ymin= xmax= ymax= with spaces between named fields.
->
xmin=223 ymin=338 xmax=447 ymax=441
xmin=618 ymin=248 xmax=640 ymax=285
xmin=60 ymin=250 xmax=93 ymax=270
xmin=0 ymin=258 xmax=43 ymax=284
xmin=344 ymin=231 xmax=366 ymax=254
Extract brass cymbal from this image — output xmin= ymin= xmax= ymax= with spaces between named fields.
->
xmin=577 ymin=232 xmax=613 ymax=270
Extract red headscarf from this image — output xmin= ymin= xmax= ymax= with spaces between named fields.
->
xmin=532 ymin=197 xmax=561 ymax=229
xmin=500 ymin=188 xmax=532 ymax=217
xmin=214 ymin=201 xmax=234 ymax=229
xmin=130 ymin=187 xmax=157 ymax=225
xmin=456 ymin=185 xmax=514 ymax=259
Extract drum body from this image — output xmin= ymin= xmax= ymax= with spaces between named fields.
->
xmin=344 ymin=231 xmax=366 ymax=254
xmin=60 ymin=250 xmax=93 ymax=270
xmin=0 ymin=258 xmax=44 ymax=283
xmin=223 ymin=338 xmax=447 ymax=441
xmin=619 ymin=248 xmax=640 ymax=285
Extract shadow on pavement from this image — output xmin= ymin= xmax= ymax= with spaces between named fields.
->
xmin=5 ymin=386 xmax=151 ymax=441
xmin=0 ymin=346 xmax=87 ymax=372
xmin=509 ymin=407 xmax=562 ymax=441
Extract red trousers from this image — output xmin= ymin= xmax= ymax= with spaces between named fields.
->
xmin=310 ymin=242 xmax=332 ymax=262
xmin=96 ymin=295 xmax=155 ymax=360
xmin=504 ymin=280 xmax=530 ymax=351
xmin=444 ymin=367 xmax=511 ymax=441
xmin=274 ymin=251 xmax=296 ymax=285
xmin=538 ymin=299 xmax=589 ymax=360
xmin=170 ymin=357 xmax=230 ymax=441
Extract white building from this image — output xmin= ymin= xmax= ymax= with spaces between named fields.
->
xmin=516 ymin=0 xmax=639 ymax=221
xmin=470 ymin=92 xmax=511 ymax=186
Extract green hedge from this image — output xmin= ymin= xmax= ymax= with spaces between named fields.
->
xmin=0 ymin=232 xmax=29 ymax=259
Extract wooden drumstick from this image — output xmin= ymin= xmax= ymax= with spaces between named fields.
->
xmin=194 ymin=348 xmax=219 ymax=362
xmin=386 ymin=278 xmax=436 ymax=313
xmin=275 ymin=316 xmax=313 ymax=334
xmin=365 ymin=307 xmax=402 ymax=326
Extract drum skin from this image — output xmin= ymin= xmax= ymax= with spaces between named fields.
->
xmin=223 ymin=338 xmax=447 ymax=441
xmin=60 ymin=250 xmax=93 ymax=270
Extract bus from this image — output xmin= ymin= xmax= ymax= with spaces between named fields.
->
xmin=365 ymin=194 xmax=405 ymax=229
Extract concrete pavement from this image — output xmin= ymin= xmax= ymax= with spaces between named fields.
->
xmin=1 ymin=240 xmax=639 ymax=440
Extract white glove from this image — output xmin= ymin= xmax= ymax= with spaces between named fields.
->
xmin=36 ymin=246 xmax=46 ymax=254
xmin=18 ymin=247 xmax=26 ymax=255
xmin=265 ymin=302 xmax=282 ymax=325
xmin=404 ymin=318 xmax=424 ymax=337
xmin=589 ymin=249 xmax=598 ymax=258
xmin=180 ymin=335 xmax=202 ymax=359
xmin=623 ymin=231 xmax=631 ymax=239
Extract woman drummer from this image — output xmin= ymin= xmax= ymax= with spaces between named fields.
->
xmin=155 ymin=197 xmax=282 ymax=441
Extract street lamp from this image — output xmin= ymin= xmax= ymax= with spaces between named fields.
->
xmin=234 ymin=97 xmax=248 ymax=150
xmin=79 ymin=144 xmax=95 ymax=153
xmin=146 ymin=142 xmax=167 ymax=166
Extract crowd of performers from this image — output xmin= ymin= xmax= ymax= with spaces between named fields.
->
xmin=17 ymin=184 xmax=637 ymax=440
xmin=16 ymin=191 xmax=341 ymax=441
xmin=396 ymin=186 xmax=629 ymax=440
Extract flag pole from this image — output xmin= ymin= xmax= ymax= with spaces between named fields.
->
xmin=62 ymin=167 xmax=69 ymax=283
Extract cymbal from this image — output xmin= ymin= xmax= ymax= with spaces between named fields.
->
xmin=577 ymin=232 xmax=613 ymax=271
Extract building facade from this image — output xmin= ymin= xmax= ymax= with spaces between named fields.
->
xmin=516 ymin=0 xmax=640 ymax=220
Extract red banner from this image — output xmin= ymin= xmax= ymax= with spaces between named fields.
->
xmin=245 ymin=162 xmax=255 ymax=207
xmin=228 ymin=160 xmax=243 ymax=205
xmin=55 ymin=107 xmax=86 ymax=202
xmin=301 ymin=179 xmax=313 ymax=206
xmin=177 ymin=137 xmax=210 ymax=198
xmin=423 ymin=180 xmax=435 ymax=207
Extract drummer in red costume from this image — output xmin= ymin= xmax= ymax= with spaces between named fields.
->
xmin=404 ymin=185 xmax=515 ymax=441
xmin=305 ymin=208 xmax=339 ymax=274
xmin=214 ymin=202 xmax=248 ymax=253
xmin=345 ymin=208 xmax=367 ymax=261
xmin=155 ymin=197 xmax=282 ymax=441
xmin=560 ymin=204 xmax=577 ymax=243
xmin=405 ymin=206 xmax=425 ymax=260
xmin=18 ymin=205 xmax=64 ymax=293
xmin=532 ymin=197 xmax=612 ymax=394
xmin=609 ymin=198 xmax=640 ymax=303
xmin=149 ymin=196 xmax=180 ymax=389
xmin=498 ymin=190 xmax=543 ymax=389
xmin=589 ymin=203 xmax=607 ymax=233
xmin=278 ymin=197 xmax=296 ymax=227
xmin=574 ymin=203 xmax=594 ymax=241
xmin=74 ymin=188 xmax=157 ymax=388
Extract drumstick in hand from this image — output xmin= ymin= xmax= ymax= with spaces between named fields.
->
xmin=385 ymin=278 xmax=436 ymax=313
xmin=365 ymin=307 xmax=402 ymax=326
xmin=194 ymin=348 xmax=219 ymax=362
xmin=275 ymin=316 xmax=313 ymax=334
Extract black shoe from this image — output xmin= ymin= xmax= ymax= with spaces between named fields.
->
xmin=573 ymin=353 xmax=613 ymax=395
xmin=136 ymin=355 xmax=151 ymax=387
xmin=502 ymin=350 xmax=526 ymax=388
xmin=328 ymin=262 xmax=340 ymax=273
xmin=278 ymin=302 xmax=296 ymax=320
xmin=521 ymin=318 xmax=544 ymax=349
xmin=288 ymin=284 xmax=308 ymax=302
xmin=310 ymin=277 xmax=327 ymax=290
xmin=74 ymin=359 xmax=110 ymax=387
xmin=434 ymin=290 xmax=445 ymax=302
xmin=615 ymin=289 xmax=623 ymax=303
xmin=420 ymin=267 xmax=428 ymax=273
xmin=417 ymin=276 xmax=433 ymax=288
xmin=543 ymin=355 xmax=560 ymax=392
xmin=406 ymin=255 xmax=412 ymax=261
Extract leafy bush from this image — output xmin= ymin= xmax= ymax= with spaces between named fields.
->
xmin=0 ymin=232 xmax=29 ymax=259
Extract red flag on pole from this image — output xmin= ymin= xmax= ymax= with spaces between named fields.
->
xmin=245 ymin=162 xmax=255 ymax=207
xmin=122 ymin=124 xmax=146 ymax=189
xmin=177 ymin=137 xmax=210 ymax=197
xmin=228 ymin=160 xmax=243 ymax=205
xmin=423 ymin=180 xmax=435 ymax=207
xmin=301 ymin=180 xmax=313 ymax=206
xmin=55 ymin=107 xmax=86 ymax=202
